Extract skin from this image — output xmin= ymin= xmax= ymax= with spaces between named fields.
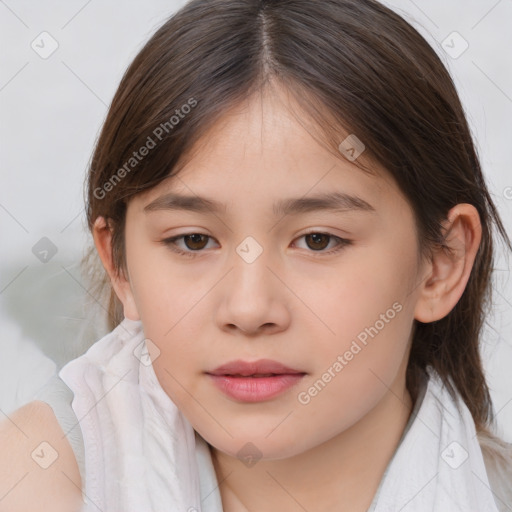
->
xmin=0 ymin=401 xmax=83 ymax=511
xmin=0 ymin=82 xmax=481 ymax=511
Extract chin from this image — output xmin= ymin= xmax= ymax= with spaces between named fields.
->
xmin=201 ymin=427 xmax=311 ymax=462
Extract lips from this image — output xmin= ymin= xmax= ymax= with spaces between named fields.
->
xmin=206 ymin=359 xmax=306 ymax=402
xmin=207 ymin=359 xmax=304 ymax=377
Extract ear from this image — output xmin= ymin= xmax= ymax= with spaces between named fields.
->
xmin=92 ymin=216 xmax=140 ymax=321
xmin=414 ymin=203 xmax=482 ymax=323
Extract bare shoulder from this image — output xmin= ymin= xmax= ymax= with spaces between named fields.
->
xmin=0 ymin=400 xmax=83 ymax=512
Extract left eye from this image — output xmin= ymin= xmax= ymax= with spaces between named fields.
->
xmin=293 ymin=232 xmax=344 ymax=252
xmin=162 ymin=232 xmax=351 ymax=257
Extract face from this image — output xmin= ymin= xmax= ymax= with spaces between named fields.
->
xmin=120 ymin=85 xmax=427 ymax=460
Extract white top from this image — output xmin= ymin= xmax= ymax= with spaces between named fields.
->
xmin=39 ymin=317 xmax=503 ymax=511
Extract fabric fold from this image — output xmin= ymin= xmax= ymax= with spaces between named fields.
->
xmin=59 ymin=317 xmax=205 ymax=511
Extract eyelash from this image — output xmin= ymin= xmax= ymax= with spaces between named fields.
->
xmin=161 ymin=232 xmax=352 ymax=259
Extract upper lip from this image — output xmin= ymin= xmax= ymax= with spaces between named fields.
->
xmin=207 ymin=359 xmax=305 ymax=376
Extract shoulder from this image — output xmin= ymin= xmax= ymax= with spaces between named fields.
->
xmin=477 ymin=429 xmax=512 ymax=512
xmin=0 ymin=400 xmax=83 ymax=512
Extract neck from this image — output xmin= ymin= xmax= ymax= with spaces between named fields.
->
xmin=210 ymin=376 xmax=414 ymax=512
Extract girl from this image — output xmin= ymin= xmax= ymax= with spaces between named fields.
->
xmin=1 ymin=0 xmax=511 ymax=510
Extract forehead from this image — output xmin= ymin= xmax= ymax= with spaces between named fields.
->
xmin=131 ymin=86 xmax=402 ymax=217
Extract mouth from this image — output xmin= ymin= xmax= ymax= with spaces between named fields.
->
xmin=219 ymin=373 xmax=289 ymax=378
xmin=206 ymin=359 xmax=306 ymax=402
xmin=207 ymin=358 xmax=305 ymax=377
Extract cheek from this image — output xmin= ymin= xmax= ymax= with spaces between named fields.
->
xmin=127 ymin=244 xmax=207 ymax=335
xmin=315 ymin=254 xmax=412 ymax=338
xmin=303 ymin=234 xmax=418 ymax=379
xmin=150 ymin=349 xmax=197 ymax=406
xmin=146 ymin=318 xmax=208 ymax=416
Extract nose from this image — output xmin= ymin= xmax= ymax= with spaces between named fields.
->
xmin=214 ymin=244 xmax=291 ymax=336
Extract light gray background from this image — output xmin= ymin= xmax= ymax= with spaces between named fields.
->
xmin=1 ymin=0 xmax=511 ymax=440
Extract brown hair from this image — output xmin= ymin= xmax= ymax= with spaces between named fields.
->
xmin=84 ymin=0 xmax=511 ymax=434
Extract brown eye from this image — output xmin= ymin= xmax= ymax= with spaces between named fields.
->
xmin=183 ymin=234 xmax=209 ymax=250
xmin=293 ymin=232 xmax=352 ymax=255
xmin=162 ymin=233 xmax=219 ymax=258
xmin=304 ymin=233 xmax=330 ymax=251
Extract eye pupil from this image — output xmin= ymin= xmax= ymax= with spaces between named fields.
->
xmin=185 ymin=234 xmax=208 ymax=250
xmin=306 ymin=233 xmax=329 ymax=250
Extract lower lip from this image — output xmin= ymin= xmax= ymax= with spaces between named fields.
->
xmin=207 ymin=373 xmax=305 ymax=402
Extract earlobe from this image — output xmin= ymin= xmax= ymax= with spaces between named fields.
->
xmin=92 ymin=216 xmax=140 ymax=321
xmin=414 ymin=204 xmax=482 ymax=323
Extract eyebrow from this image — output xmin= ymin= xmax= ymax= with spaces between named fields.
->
xmin=143 ymin=191 xmax=376 ymax=217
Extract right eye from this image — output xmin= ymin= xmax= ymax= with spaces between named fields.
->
xmin=161 ymin=233 xmax=219 ymax=257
